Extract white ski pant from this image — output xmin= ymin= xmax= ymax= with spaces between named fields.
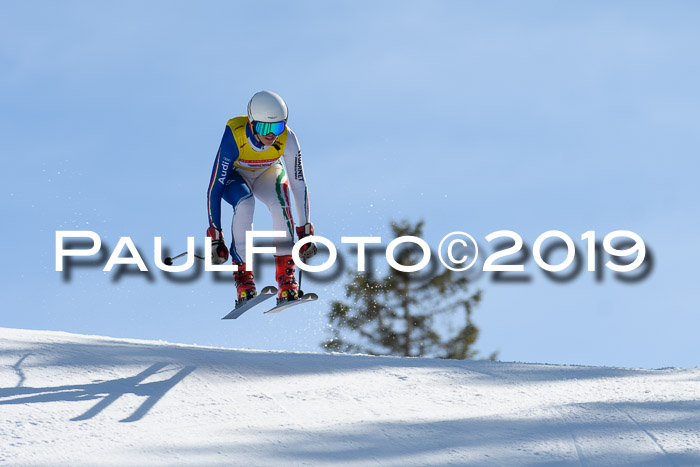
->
xmin=222 ymin=162 xmax=295 ymax=263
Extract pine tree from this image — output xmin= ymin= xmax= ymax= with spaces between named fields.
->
xmin=323 ymin=220 xmax=494 ymax=360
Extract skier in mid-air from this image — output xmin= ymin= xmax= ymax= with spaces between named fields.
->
xmin=206 ymin=91 xmax=316 ymax=306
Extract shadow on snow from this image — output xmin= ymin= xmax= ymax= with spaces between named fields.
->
xmin=0 ymin=360 xmax=195 ymax=423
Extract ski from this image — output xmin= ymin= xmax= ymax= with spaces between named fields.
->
xmin=264 ymin=292 xmax=319 ymax=315
xmin=222 ymin=286 xmax=278 ymax=320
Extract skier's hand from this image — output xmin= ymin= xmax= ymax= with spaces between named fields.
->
xmin=206 ymin=226 xmax=229 ymax=265
xmin=296 ymin=223 xmax=317 ymax=259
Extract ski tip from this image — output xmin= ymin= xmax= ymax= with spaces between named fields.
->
xmin=260 ymin=285 xmax=278 ymax=295
xmin=302 ymin=293 xmax=319 ymax=300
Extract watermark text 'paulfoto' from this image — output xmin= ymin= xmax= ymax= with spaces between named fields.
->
xmin=55 ymin=230 xmax=647 ymax=275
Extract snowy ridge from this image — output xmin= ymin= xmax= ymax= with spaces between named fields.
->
xmin=1 ymin=327 xmax=699 ymax=466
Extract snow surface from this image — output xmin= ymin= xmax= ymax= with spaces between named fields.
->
xmin=1 ymin=327 xmax=699 ymax=466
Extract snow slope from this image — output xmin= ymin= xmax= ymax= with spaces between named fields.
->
xmin=1 ymin=327 xmax=699 ymax=466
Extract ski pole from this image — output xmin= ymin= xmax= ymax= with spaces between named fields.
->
xmin=298 ymin=256 xmax=305 ymax=295
xmin=164 ymin=252 xmax=205 ymax=266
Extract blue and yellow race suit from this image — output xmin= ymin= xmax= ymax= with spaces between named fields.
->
xmin=207 ymin=116 xmax=310 ymax=262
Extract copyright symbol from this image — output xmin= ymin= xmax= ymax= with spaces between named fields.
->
xmin=438 ymin=232 xmax=479 ymax=271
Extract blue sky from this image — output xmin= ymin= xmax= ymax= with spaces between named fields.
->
xmin=2 ymin=1 xmax=699 ymax=368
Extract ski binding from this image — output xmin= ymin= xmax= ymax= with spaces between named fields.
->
xmin=264 ymin=292 xmax=319 ymax=314
xmin=222 ymin=286 xmax=278 ymax=319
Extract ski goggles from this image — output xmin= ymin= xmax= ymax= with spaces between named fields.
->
xmin=253 ymin=121 xmax=286 ymax=136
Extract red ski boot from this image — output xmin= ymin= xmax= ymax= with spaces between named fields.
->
xmin=274 ymin=255 xmax=299 ymax=303
xmin=234 ymin=263 xmax=257 ymax=306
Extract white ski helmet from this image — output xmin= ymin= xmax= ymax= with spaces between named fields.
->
xmin=247 ymin=90 xmax=288 ymax=123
